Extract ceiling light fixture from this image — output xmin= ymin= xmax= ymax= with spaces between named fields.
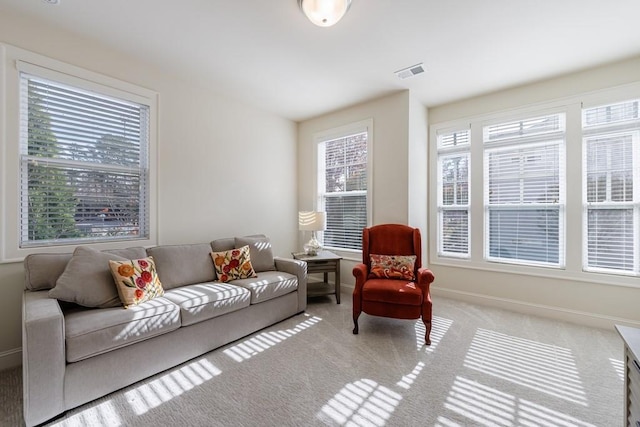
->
xmin=298 ymin=0 xmax=352 ymax=27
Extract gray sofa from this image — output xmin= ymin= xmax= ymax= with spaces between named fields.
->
xmin=21 ymin=235 xmax=307 ymax=427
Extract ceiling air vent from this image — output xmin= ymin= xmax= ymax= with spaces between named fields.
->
xmin=395 ymin=63 xmax=425 ymax=80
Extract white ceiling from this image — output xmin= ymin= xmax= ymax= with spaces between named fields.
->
xmin=3 ymin=0 xmax=640 ymax=121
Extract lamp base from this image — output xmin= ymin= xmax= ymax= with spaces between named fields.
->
xmin=304 ymin=236 xmax=322 ymax=256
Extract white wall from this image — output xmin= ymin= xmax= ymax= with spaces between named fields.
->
xmin=0 ymin=9 xmax=297 ymax=368
xmin=408 ymin=92 xmax=429 ymax=260
xmin=298 ymin=90 xmax=418 ymax=284
xmin=427 ymin=56 xmax=640 ymax=329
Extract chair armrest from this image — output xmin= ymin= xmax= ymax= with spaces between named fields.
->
xmin=416 ymin=267 xmax=435 ymax=295
xmin=22 ymin=291 xmax=66 ymax=427
xmin=274 ymin=257 xmax=308 ymax=312
xmin=417 ymin=267 xmax=435 ymax=284
xmin=352 ymin=263 xmax=368 ymax=293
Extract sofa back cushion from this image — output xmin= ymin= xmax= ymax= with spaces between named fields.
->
xmin=24 ymin=247 xmax=147 ymax=292
xmin=234 ymin=236 xmax=276 ymax=272
xmin=24 ymin=253 xmax=73 ymax=291
xmin=210 ymin=237 xmax=235 ymax=252
xmin=146 ymin=243 xmax=216 ymax=289
xmin=49 ymin=246 xmax=148 ymax=308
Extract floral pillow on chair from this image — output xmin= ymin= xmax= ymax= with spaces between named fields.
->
xmin=368 ymin=254 xmax=416 ymax=281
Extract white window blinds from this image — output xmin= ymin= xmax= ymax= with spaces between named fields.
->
xmin=583 ymin=100 xmax=640 ymax=274
xmin=484 ymin=113 xmax=565 ymax=266
xmin=19 ymin=71 xmax=150 ymax=247
xmin=437 ymin=129 xmax=470 ymax=257
xmin=318 ymin=130 xmax=368 ymax=251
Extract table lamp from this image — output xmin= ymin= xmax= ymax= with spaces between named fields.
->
xmin=298 ymin=211 xmax=326 ymax=256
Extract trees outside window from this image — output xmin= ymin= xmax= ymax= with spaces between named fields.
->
xmin=25 ymin=84 xmax=79 ymax=242
xmin=20 ymin=71 xmax=150 ymax=247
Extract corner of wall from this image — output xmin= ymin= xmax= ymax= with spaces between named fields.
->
xmin=0 ymin=347 xmax=21 ymax=370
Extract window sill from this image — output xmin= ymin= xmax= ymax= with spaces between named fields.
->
xmin=429 ymin=256 xmax=640 ymax=289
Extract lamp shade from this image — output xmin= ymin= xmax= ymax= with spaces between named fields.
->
xmin=298 ymin=0 xmax=352 ymax=27
xmin=298 ymin=211 xmax=327 ymax=231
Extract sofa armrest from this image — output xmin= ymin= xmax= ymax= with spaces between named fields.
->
xmin=22 ymin=291 xmax=66 ymax=427
xmin=274 ymin=257 xmax=307 ymax=312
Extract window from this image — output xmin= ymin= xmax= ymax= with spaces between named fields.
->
xmin=317 ymin=123 xmax=370 ymax=251
xmin=484 ymin=113 xmax=565 ymax=267
xmin=437 ymin=129 xmax=470 ymax=257
xmin=18 ymin=62 xmax=151 ymax=248
xmin=582 ymin=100 xmax=640 ymax=274
xmin=430 ymin=85 xmax=640 ymax=285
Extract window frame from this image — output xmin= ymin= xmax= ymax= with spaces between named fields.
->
xmin=314 ymin=119 xmax=373 ymax=254
xmin=436 ymin=128 xmax=471 ymax=258
xmin=428 ymin=82 xmax=640 ymax=289
xmin=0 ymin=44 xmax=158 ymax=262
xmin=482 ymin=113 xmax=566 ymax=268
xmin=581 ymin=99 xmax=640 ymax=276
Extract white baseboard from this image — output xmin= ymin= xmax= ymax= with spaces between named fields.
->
xmin=431 ymin=286 xmax=640 ymax=331
xmin=0 ymin=347 xmax=21 ymax=370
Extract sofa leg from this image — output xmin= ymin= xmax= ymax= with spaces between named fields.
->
xmin=353 ymin=313 xmax=360 ymax=335
xmin=423 ymin=320 xmax=432 ymax=346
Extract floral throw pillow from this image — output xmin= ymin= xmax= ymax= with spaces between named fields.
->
xmin=369 ymin=254 xmax=417 ymax=281
xmin=109 ymin=257 xmax=165 ymax=308
xmin=210 ymin=245 xmax=257 ymax=282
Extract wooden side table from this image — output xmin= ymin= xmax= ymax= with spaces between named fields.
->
xmin=293 ymin=250 xmax=341 ymax=304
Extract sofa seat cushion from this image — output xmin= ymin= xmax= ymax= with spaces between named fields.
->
xmin=230 ymin=271 xmax=298 ymax=304
xmin=163 ymin=282 xmax=251 ymax=326
xmin=64 ymin=297 xmax=180 ymax=363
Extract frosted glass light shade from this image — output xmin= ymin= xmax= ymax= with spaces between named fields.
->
xmin=298 ymin=0 xmax=352 ymax=27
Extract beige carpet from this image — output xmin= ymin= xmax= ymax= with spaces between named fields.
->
xmin=0 ymin=293 xmax=624 ymax=426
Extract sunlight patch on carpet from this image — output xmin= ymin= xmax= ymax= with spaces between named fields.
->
xmin=317 ymin=379 xmax=402 ymax=427
xmin=445 ymin=376 xmax=516 ymax=426
xmin=609 ymin=357 xmax=625 ymax=381
xmin=517 ymin=398 xmax=595 ymax=427
xmin=463 ymin=329 xmax=587 ymax=405
xmin=223 ymin=314 xmax=322 ymax=362
xmin=124 ymin=358 xmax=221 ymax=416
xmin=435 ymin=415 xmax=463 ymax=426
xmin=416 ymin=315 xmax=453 ymax=352
xmin=49 ymin=400 xmax=122 ymax=426
xmin=443 ymin=376 xmax=596 ymax=427
xmin=396 ymin=362 xmax=425 ymax=390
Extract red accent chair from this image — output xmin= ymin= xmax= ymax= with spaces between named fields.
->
xmin=352 ymin=224 xmax=435 ymax=345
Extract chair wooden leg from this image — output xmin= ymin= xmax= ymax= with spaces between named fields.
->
xmin=423 ymin=319 xmax=432 ymax=346
xmin=353 ymin=313 xmax=360 ymax=335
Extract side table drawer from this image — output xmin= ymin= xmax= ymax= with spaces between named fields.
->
xmin=307 ymin=261 xmax=338 ymax=273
